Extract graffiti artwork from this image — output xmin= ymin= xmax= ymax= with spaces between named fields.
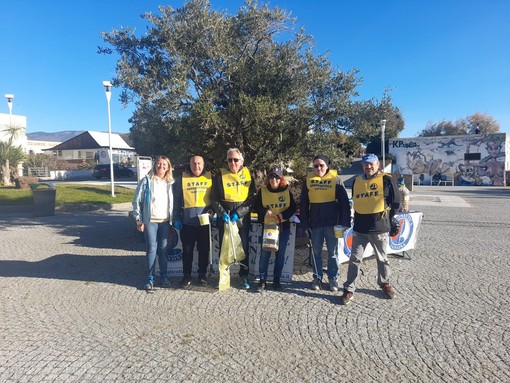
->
xmin=389 ymin=133 xmax=509 ymax=186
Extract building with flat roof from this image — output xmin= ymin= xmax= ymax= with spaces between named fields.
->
xmin=389 ymin=133 xmax=509 ymax=186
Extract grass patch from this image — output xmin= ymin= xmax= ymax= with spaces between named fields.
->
xmin=0 ymin=186 xmax=32 ymax=206
xmin=0 ymin=184 xmax=135 ymax=206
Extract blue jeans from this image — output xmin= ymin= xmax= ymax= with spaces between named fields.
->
xmin=259 ymin=228 xmax=291 ymax=281
xmin=144 ymin=221 xmax=170 ymax=278
xmin=310 ymin=226 xmax=338 ymax=281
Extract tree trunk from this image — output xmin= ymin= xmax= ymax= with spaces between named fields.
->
xmin=2 ymin=159 xmax=12 ymax=186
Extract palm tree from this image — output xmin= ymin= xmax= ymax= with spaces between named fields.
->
xmin=0 ymin=124 xmax=26 ymax=186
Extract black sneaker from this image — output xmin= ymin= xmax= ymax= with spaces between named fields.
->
xmin=272 ymin=278 xmax=282 ymax=290
xmin=179 ymin=275 xmax=191 ymax=288
xmin=256 ymin=280 xmax=266 ymax=293
xmin=198 ymin=274 xmax=208 ymax=286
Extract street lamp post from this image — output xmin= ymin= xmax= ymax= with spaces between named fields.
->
xmin=380 ymin=119 xmax=386 ymax=171
xmin=4 ymin=94 xmax=14 ymax=124
xmin=102 ymin=81 xmax=115 ymax=197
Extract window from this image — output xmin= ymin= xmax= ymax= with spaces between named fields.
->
xmin=464 ymin=153 xmax=481 ymax=161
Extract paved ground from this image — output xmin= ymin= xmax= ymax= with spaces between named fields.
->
xmin=1 ymin=186 xmax=509 ymax=382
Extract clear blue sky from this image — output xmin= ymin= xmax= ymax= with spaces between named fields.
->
xmin=1 ymin=0 xmax=508 ymax=138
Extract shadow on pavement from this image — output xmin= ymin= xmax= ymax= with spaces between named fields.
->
xmin=0 ymin=253 xmax=145 ymax=288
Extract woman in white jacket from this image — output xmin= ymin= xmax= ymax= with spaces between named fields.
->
xmin=132 ymin=156 xmax=175 ymax=290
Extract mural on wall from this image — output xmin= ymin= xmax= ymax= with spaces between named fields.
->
xmin=388 ymin=133 xmax=508 ymax=186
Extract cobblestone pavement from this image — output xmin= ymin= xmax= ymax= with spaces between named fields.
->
xmin=1 ymin=186 xmax=509 ymax=382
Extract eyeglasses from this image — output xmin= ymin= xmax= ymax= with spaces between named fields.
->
xmin=268 ymin=175 xmax=280 ymax=180
xmin=227 ymin=158 xmax=240 ymax=163
xmin=313 ymin=164 xmax=326 ymax=168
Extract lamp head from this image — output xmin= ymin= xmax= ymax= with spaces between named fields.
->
xmin=4 ymin=94 xmax=14 ymax=102
xmin=102 ymin=81 xmax=112 ymax=91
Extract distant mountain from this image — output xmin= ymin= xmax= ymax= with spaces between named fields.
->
xmin=28 ymin=130 xmax=132 ymax=145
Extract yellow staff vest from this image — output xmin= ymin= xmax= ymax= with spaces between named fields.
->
xmin=221 ymin=167 xmax=252 ymax=202
xmin=306 ymin=169 xmax=337 ymax=203
xmin=352 ymin=173 xmax=386 ymax=214
xmin=182 ymin=171 xmax=212 ymax=208
xmin=261 ymin=187 xmax=290 ymax=224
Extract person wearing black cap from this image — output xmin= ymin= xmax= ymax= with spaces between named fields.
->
xmin=300 ymin=154 xmax=351 ymax=292
xmin=341 ymin=153 xmax=401 ymax=305
xmin=253 ymin=166 xmax=297 ymax=292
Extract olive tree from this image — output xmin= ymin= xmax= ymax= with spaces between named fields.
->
xmin=100 ymin=0 xmax=402 ymax=173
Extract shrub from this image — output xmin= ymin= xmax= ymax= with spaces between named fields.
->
xmin=14 ymin=177 xmax=38 ymax=189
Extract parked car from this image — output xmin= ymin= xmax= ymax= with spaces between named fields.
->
xmin=93 ymin=164 xmax=134 ymax=179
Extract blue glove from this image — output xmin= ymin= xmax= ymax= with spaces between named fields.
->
xmin=231 ymin=212 xmax=239 ymax=223
xmin=173 ymin=220 xmax=183 ymax=230
xmin=222 ymin=212 xmax=230 ymax=223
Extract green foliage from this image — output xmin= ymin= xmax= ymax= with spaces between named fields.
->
xmin=0 ymin=141 xmax=25 ymax=170
xmin=0 ymin=184 xmax=135 ymax=206
xmin=0 ymin=124 xmax=27 ymax=185
xmin=100 ymin=0 xmax=403 ymax=173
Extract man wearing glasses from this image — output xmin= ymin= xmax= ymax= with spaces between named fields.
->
xmin=211 ymin=148 xmax=257 ymax=289
xmin=300 ymin=154 xmax=351 ymax=292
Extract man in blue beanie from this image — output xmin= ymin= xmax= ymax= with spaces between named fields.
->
xmin=341 ymin=153 xmax=401 ymax=304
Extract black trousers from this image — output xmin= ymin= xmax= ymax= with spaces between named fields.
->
xmin=180 ymin=224 xmax=210 ymax=276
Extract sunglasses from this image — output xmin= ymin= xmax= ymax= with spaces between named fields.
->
xmin=268 ymin=174 xmax=280 ymax=179
xmin=313 ymin=164 xmax=326 ymax=168
xmin=227 ymin=158 xmax=240 ymax=163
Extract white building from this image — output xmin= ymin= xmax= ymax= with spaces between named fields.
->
xmin=27 ymin=139 xmax=61 ymax=154
xmin=45 ymin=130 xmax=136 ymax=166
xmin=389 ymin=133 xmax=509 ymax=186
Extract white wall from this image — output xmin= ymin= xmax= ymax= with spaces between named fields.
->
xmin=389 ymin=133 xmax=508 ymax=186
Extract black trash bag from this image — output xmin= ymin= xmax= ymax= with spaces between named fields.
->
xmin=389 ymin=217 xmax=400 ymax=236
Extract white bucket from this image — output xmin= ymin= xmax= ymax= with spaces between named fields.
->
xmin=334 ymin=225 xmax=344 ymax=238
xmin=198 ymin=213 xmax=210 ymax=226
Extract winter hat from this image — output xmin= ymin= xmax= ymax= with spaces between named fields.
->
xmin=313 ymin=154 xmax=331 ymax=165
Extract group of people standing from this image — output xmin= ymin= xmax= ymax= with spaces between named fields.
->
xmin=132 ymin=149 xmax=401 ymax=304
